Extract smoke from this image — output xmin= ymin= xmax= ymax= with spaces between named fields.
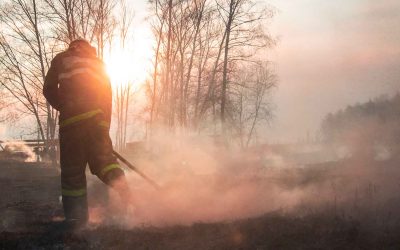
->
xmin=84 ymin=133 xmax=390 ymax=227
xmin=84 ymin=130 xmax=400 ymax=229
xmin=0 ymin=124 xmax=6 ymax=138
xmin=2 ymin=141 xmax=36 ymax=162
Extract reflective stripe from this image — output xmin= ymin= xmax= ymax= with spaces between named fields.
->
xmin=59 ymin=56 xmax=109 ymax=85
xmin=98 ymin=121 xmax=109 ymax=128
xmin=62 ymin=188 xmax=86 ymax=197
xmin=59 ymin=68 xmax=89 ymax=80
xmin=58 ymin=67 xmax=109 ymax=85
xmin=100 ymin=163 xmax=122 ymax=176
xmin=62 ymin=56 xmax=102 ymax=69
xmin=60 ymin=109 xmax=103 ymax=128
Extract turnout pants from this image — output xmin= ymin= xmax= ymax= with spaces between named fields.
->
xmin=59 ymin=117 xmax=124 ymax=223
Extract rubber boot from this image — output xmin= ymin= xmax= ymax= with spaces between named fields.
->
xmin=62 ymin=195 xmax=88 ymax=230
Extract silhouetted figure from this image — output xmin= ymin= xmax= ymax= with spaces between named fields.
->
xmin=43 ymin=39 xmax=131 ymax=230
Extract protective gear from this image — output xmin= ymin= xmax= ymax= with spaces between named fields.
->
xmin=43 ymin=40 xmax=111 ymax=126
xmin=59 ymin=117 xmax=125 ymax=223
xmin=62 ymin=196 xmax=88 ymax=226
xmin=43 ymin=40 xmax=129 ymax=225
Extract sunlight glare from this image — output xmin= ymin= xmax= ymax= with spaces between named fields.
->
xmin=105 ymin=48 xmax=136 ymax=88
xmin=104 ymin=29 xmax=153 ymax=90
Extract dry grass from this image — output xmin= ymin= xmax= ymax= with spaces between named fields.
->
xmin=1 ymin=158 xmax=400 ymax=249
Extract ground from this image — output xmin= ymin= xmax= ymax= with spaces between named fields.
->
xmin=1 ymin=159 xmax=400 ymax=249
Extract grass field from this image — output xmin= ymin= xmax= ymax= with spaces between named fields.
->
xmin=1 ymin=158 xmax=400 ymax=249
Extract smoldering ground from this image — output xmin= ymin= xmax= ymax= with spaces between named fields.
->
xmin=85 ymin=133 xmax=400 ymax=230
xmin=1 ymin=130 xmax=400 ymax=249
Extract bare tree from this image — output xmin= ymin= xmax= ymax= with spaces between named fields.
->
xmin=230 ymin=62 xmax=276 ymax=147
xmin=43 ymin=0 xmax=103 ymax=44
xmin=43 ymin=0 xmax=116 ymax=56
xmin=112 ymin=0 xmax=134 ymax=151
xmin=146 ymin=0 xmax=275 ymax=146
xmin=0 ymin=0 xmax=58 ymax=150
xmin=216 ymin=0 xmax=274 ymax=133
xmin=148 ymin=0 xmax=165 ymax=135
xmin=0 ymin=0 xmax=122 ymax=156
xmin=0 ymin=0 xmax=278 ymax=151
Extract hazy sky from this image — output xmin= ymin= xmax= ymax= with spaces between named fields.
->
xmin=266 ymin=0 xmax=400 ymax=141
xmin=128 ymin=0 xmax=399 ymax=142
xmin=6 ymin=0 xmax=398 ymax=141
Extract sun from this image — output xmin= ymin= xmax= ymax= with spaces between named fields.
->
xmin=105 ymin=49 xmax=134 ymax=87
xmin=104 ymin=29 xmax=153 ymax=90
xmin=105 ymin=48 xmax=148 ymax=89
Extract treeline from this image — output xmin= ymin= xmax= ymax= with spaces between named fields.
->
xmin=321 ymin=94 xmax=400 ymax=158
xmin=146 ymin=0 xmax=276 ymax=147
xmin=0 ymin=0 xmax=277 ymax=150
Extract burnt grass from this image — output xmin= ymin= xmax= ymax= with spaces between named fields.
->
xmin=1 ymin=159 xmax=400 ymax=249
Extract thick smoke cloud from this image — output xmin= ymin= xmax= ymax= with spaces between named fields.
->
xmin=86 ymin=131 xmax=400 ymax=228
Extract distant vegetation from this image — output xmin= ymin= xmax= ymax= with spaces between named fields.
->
xmin=321 ymin=94 xmax=400 ymax=159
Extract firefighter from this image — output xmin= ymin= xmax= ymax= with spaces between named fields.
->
xmin=43 ymin=39 xmax=130 ymax=228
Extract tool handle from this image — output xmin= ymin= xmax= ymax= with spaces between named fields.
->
xmin=112 ymin=150 xmax=161 ymax=190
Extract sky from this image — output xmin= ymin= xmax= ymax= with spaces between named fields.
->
xmin=127 ymin=0 xmax=400 ymax=143
xmin=265 ymin=0 xmax=400 ymax=142
xmin=4 ymin=0 xmax=399 ymax=142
